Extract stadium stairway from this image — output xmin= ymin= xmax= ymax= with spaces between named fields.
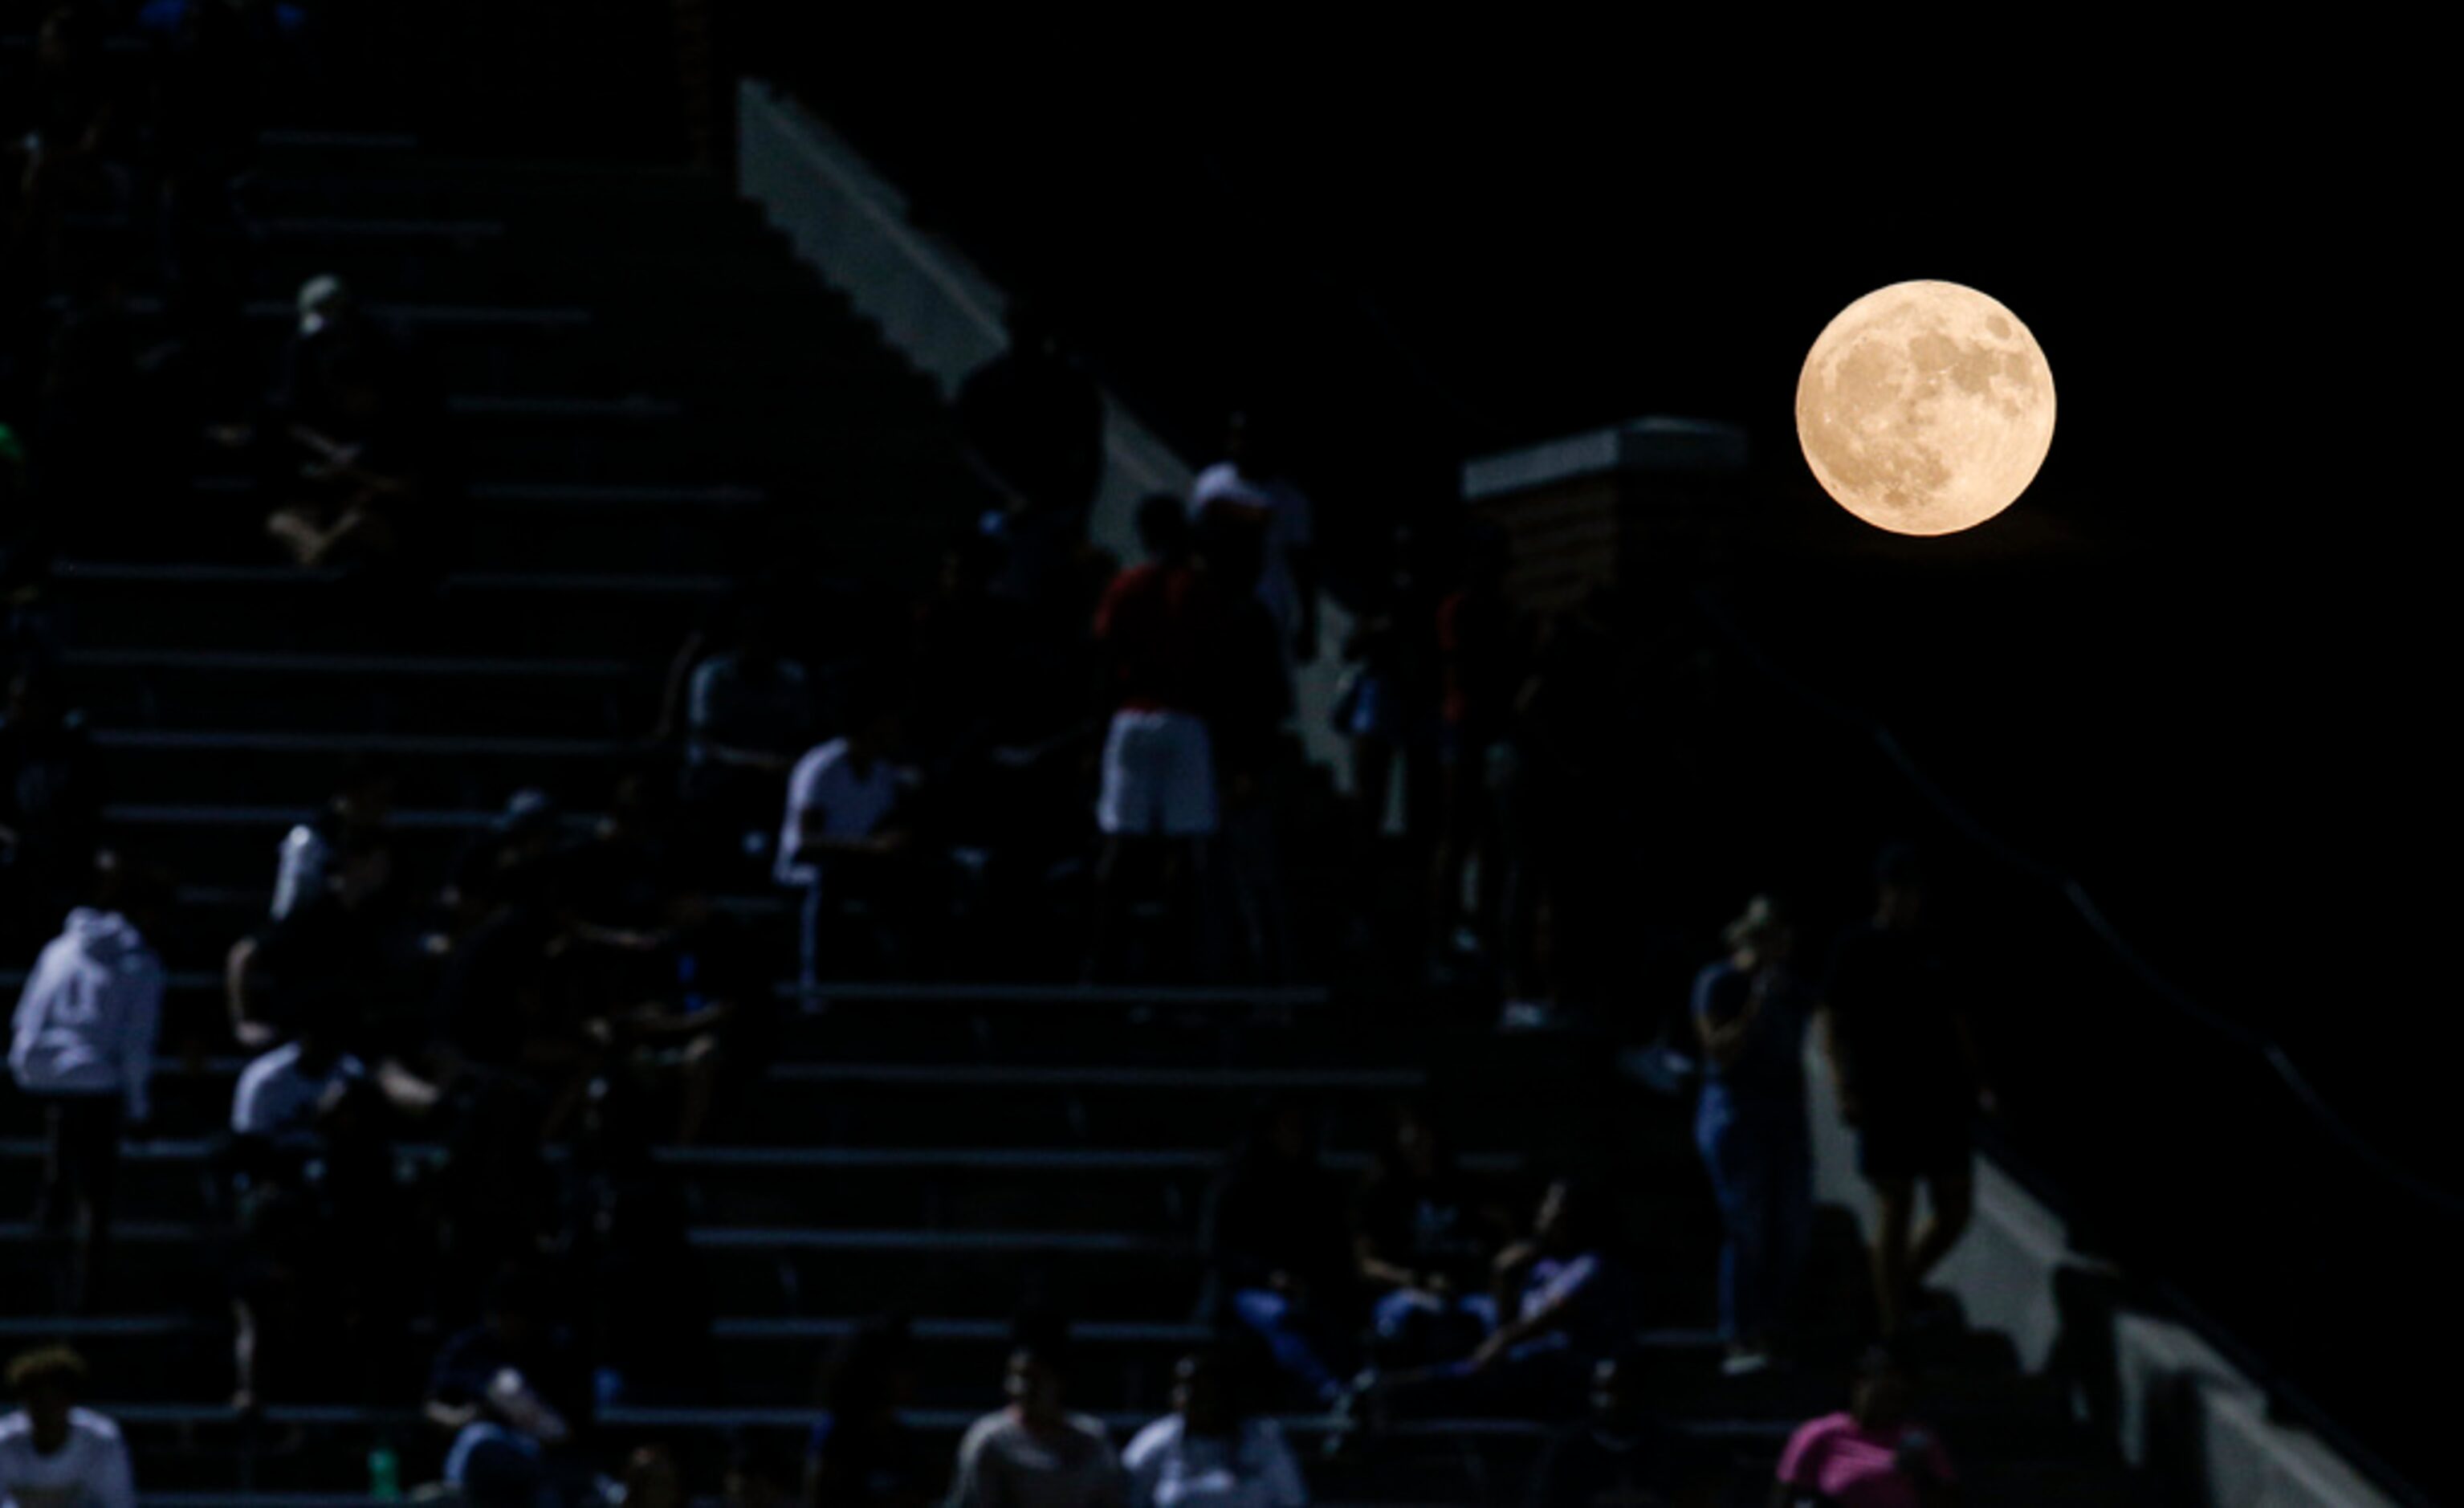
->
xmin=0 ymin=121 xmax=2152 ymax=1506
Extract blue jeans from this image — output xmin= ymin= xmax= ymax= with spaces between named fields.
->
xmin=1370 ymin=1286 xmax=1494 ymax=1367
xmin=1231 ymin=1288 xmax=1345 ymax=1403
xmin=1695 ymin=1086 xmax=1813 ymax=1345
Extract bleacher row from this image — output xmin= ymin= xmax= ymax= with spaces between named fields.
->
xmin=0 ymin=88 xmax=2145 ymax=1504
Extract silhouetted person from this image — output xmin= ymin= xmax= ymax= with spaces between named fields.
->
xmin=684 ymin=606 xmax=818 ymax=874
xmin=1771 ymin=1345 xmax=1957 ymax=1508
xmin=957 ymin=301 xmax=1105 ymax=626
xmin=1203 ymin=1098 xmax=1354 ymax=1408
xmin=9 ymin=855 xmax=170 ymax=1314
xmin=1694 ymin=895 xmax=1815 ymax=1375
xmin=804 ymin=1318 xmax=933 ymax=1508
xmin=1350 ymin=1102 xmax=1502 ymax=1370
xmin=1526 ymin=1347 xmax=1725 ymax=1508
xmin=1429 ymin=527 xmax=1525 ymax=982
xmin=0 ymin=666 xmax=103 ymax=948
xmin=1195 ymin=504 xmax=1295 ymax=985
xmin=1818 ymin=848 xmax=1990 ymax=1340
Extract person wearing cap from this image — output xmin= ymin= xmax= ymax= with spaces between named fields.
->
xmin=1817 ymin=847 xmax=1990 ymax=1340
xmin=1771 ymin=1345 xmax=1957 ymax=1507
xmin=1692 ymin=894 xmax=1814 ymax=1376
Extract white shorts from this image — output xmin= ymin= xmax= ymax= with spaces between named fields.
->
xmin=1097 ymin=708 xmax=1219 ymax=837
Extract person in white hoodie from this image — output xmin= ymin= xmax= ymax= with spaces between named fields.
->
xmin=8 ymin=860 xmax=170 ymax=1315
xmin=0 ymin=1347 xmax=135 ymax=1508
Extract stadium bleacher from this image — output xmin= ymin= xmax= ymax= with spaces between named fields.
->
xmin=0 ymin=53 xmax=2161 ymax=1508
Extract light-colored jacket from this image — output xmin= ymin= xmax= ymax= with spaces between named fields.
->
xmin=9 ymin=908 xmax=164 ymax=1121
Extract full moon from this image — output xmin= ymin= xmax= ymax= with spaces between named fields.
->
xmin=1795 ymin=279 xmax=2055 ymax=536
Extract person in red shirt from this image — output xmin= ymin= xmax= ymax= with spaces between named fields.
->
xmin=1085 ymin=495 xmax=1230 ymax=982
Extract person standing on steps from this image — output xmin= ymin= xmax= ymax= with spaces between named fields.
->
xmin=1817 ymin=846 xmax=1991 ymax=1341
xmin=9 ymin=855 xmax=170 ymax=1316
xmin=1693 ymin=894 xmax=1816 ymax=1376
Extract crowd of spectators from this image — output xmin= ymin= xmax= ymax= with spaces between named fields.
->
xmin=2 ymin=14 xmax=2002 ymax=1505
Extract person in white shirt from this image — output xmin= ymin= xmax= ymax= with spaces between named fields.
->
xmin=1122 ymin=1352 xmax=1306 ymax=1508
xmin=1188 ymin=413 xmax=1318 ymax=670
xmin=775 ymin=703 xmax=910 ymax=998
xmin=947 ymin=1339 xmax=1123 ymax=1508
xmin=0 ymin=1347 xmax=135 ymax=1508
xmin=8 ymin=861 xmax=169 ymax=1314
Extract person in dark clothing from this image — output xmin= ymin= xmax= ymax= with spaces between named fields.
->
xmin=1350 ymin=1179 xmax=1639 ymax=1429
xmin=1203 ymin=1098 xmax=1357 ymax=1408
xmin=426 ymin=1270 xmax=592 ymax=1508
xmin=1526 ymin=1347 xmax=1726 ymax=1508
xmin=956 ymin=300 xmax=1105 ymax=629
xmin=1350 ymin=1102 xmax=1505 ymax=1369
xmin=1429 ymin=527 xmax=1527 ymax=982
xmin=226 ymin=830 xmax=405 ymax=1052
xmin=565 ymin=1080 xmax=714 ymax=1408
xmin=271 ymin=756 xmax=397 ymax=922
xmin=804 ymin=1318 xmax=933 ymax=1508
xmin=1195 ymin=508 xmax=1297 ymax=986
xmin=0 ymin=666 xmax=103 ymax=948
xmin=1817 ymin=847 xmax=1990 ymax=1340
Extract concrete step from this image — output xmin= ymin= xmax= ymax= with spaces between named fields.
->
xmin=63 ymin=650 xmax=652 ymax=740
xmin=48 ymin=563 xmax=727 ymax=659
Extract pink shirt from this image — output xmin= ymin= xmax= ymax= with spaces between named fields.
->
xmin=1774 ymin=1413 xmax=1954 ymax=1508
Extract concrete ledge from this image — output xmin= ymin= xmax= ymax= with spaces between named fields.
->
xmin=1462 ymin=415 xmax=1748 ymax=501
xmin=1802 ymin=1046 xmax=2406 ymax=1506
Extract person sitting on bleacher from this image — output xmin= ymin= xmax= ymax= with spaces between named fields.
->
xmin=231 ymin=1011 xmax=367 ymax=1143
xmin=804 ymin=1318 xmax=934 ymax=1508
xmin=1349 ymin=1100 xmax=1507 ymax=1371
xmin=271 ymin=756 xmax=397 ymax=921
xmin=1122 ymin=1349 xmax=1307 ymax=1508
xmin=1525 ymin=1345 xmax=1725 ymax=1508
xmin=1771 ymin=1345 xmax=1957 ymax=1508
xmin=226 ymin=1010 xmax=409 ymax=1414
xmin=1201 ymin=1097 xmax=1358 ymax=1410
xmin=684 ymin=605 xmax=819 ymax=874
xmin=947 ymin=1326 xmax=1124 ymax=1508
xmin=426 ymin=1269 xmax=594 ymax=1508
xmin=776 ymin=695 xmax=917 ymax=994
xmin=0 ymin=1346 xmax=134 ymax=1508
xmin=227 ymin=829 xmax=405 ymax=1051
xmin=1346 ymin=1178 xmax=1638 ymax=1431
